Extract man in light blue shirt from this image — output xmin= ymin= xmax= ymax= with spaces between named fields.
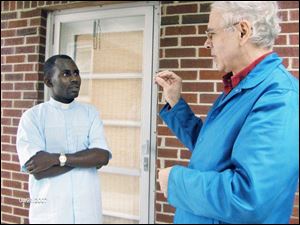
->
xmin=17 ymin=55 xmax=111 ymax=224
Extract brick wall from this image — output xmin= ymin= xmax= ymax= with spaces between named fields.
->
xmin=156 ymin=1 xmax=299 ymax=224
xmin=1 ymin=1 xmax=299 ymax=224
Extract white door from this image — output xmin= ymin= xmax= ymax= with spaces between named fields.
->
xmin=47 ymin=4 xmax=159 ymax=223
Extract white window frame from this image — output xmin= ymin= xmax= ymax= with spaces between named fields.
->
xmin=45 ymin=2 xmax=160 ymax=224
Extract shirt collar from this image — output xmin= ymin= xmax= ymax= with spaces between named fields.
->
xmin=222 ymin=51 xmax=273 ymax=94
xmin=49 ymin=97 xmax=76 ymax=110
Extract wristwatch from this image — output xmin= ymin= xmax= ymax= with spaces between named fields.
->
xmin=59 ymin=153 xmax=67 ymax=167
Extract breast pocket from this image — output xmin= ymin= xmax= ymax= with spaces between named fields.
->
xmin=75 ymin=125 xmax=90 ymax=151
xmin=44 ymin=126 xmax=65 ymax=153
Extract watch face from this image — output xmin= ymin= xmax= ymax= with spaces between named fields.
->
xmin=60 ymin=155 xmax=67 ymax=163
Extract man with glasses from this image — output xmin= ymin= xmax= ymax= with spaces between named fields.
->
xmin=17 ymin=55 xmax=111 ymax=223
xmin=156 ymin=2 xmax=298 ymax=224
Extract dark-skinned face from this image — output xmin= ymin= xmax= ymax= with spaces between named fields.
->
xmin=46 ymin=58 xmax=81 ymax=103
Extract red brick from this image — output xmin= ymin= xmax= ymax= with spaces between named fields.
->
xmin=292 ymin=59 xmax=299 ymax=69
xmin=13 ymin=190 xmax=30 ymax=199
xmin=1 ymin=134 xmax=11 ymax=143
xmin=20 ymin=9 xmax=43 ymax=18
xmin=181 ymin=59 xmax=212 ymax=68
xmin=278 ymin=11 xmax=288 ymax=22
xmin=2 ymin=126 xmax=18 ymax=135
xmin=200 ymin=93 xmax=219 ymax=103
xmin=1 ymin=29 xmax=16 ymax=37
xmin=165 ymin=48 xmax=195 ymax=57
xmin=278 ymin=1 xmax=299 ymax=9
xmin=199 ymin=70 xmax=222 ymax=80
xmin=158 ymin=127 xmax=173 ymax=136
xmin=1 ymin=117 xmax=12 ymax=125
xmin=182 ymin=93 xmax=198 ymax=103
xmin=274 ymin=35 xmax=287 ymax=45
xmin=289 ymin=10 xmax=299 ymax=21
xmin=290 ymin=35 xmax=299 ymax=45
xmin=1 ymin=187 xmax=13 ymax=196
xmin=1 ymin=12 xmax=17 ymax=20
xmin=13 ymin=208 xmax=29 ymax=217
xmin=4 ymin=73 xmax=24 ymax=81
xmin=1 ymin=153 xmax=11 ymax=161
xmin=14 ymin=64 xmax=34 ymax=72
xmin=1 ymin=65 xmax=12 ymax=72
xmin=274 ymin=47 xmax=299 ymax=57
xmin=290 ymin=217 xmax=299 ymax=224
xmin=8 ymin=19 xmax=27 ymax=28
xmin=1 ymin=144 xmax=17 ymax=153
xmin=159 ymin=59 xmax=179 ymax=68
xmin=182 ymin=36 xmax=206 ymax=46
xmin=165 ymin=160 xmax=189 ymax=167
xmin=182 ymin=82 xmax=214 ymax=92
xmin=3 ymin=109 xmax=22 ymax=117
xmin=180 ymin=150 xmax=192 ymax=159
xmin=190 ymin=105 xmax=211 ymax=115
xmin=12 ymin=172 xmax=29 ymax=182
xmin=15 ymin=82 xmax=35 ymax=90
xmin=175 ymin=70 xmax=197 ymax=80
xmin=4 ymin=37 xmax=24 ymax=46
xmin=17 ymin=1 xmax=23 ymax=9
xmin=2 ymin=91 xmax=22 ymax=99
xmin=14 ymin=100 xmax=35 ymax=108
xmin=25 ymin=73 xmax=43 ymax=81
xmin=1 ymin=205 xmax=12 ymax=214
xmin=2 ymin=162 xmax=20 ymax=172
xmin=163 ymin=204 xmax=176 ymax=213
xmin=281 ymin=23 xmax=299 ymax=33
xmin=157 ymin=149 xmax=178 ymax=158
xmin=167 ymin=4 xmax=198 ymax=14
xmin=3 ymin=180 xmax=22 ymax=189
xmin=13 ymin=118 xmax=21 ymax=126
xmin=165 ymin=26 xmax=196 ymax=35
xmin=165 ymin=138 xmax=184 ymax=148
xmin=198 ymin=47 xmax=211 ymax=57
xmin=6 ymin=55 xmax=25 ymax=63
xmin=15 ymin=46 xmax=36 ymax=54
xmin=156 ymin=213 xmax=174 ymax=223
xmin=9 ymin=1 xmax=16 ymax=10
xmin=2 ymin=214 xmax=21 ymax=224
xmin=156 ymin=203 xmax=162 ymax=212
xmin=160 ymin=38 xmax=178 ymax=47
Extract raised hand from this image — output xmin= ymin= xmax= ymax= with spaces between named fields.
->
xmin=155 ymin=70 xmax=182 ymax=107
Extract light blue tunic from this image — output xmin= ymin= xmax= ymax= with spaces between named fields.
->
xmin=17 ymin=98 xmax=111 ymax=224
xmin=160 ymin=53 xmax=299 ymax=224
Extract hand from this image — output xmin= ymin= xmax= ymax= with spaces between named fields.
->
xmin=155 ymin=70 xmax=182 ymax=107
xmin=25 ymin=151 xmax=59 ymax=174
xmin=158 ymin=167 xmax=173 ymax=199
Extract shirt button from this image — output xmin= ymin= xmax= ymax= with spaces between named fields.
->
xmin=198 ymin=138 xmax=203 ymax=143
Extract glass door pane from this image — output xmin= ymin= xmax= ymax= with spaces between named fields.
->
xmin=59 ymin=15 xmax=146 ymax=224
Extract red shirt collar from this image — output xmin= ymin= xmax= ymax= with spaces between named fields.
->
xmin=222 ymin=52 xmax=273 ymax=94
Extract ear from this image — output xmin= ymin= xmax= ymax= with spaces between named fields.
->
xmin=238 ymin=20 xmax=252 ymax=46
xmin=44 ymin=76 xmax=53 ymax=88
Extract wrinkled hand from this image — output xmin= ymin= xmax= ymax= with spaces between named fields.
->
xmin=155 ymin=70 xmax=182 ymax=107
xmin=158 ymin=167 xmax=172 ymax=199
xmin=25 ymin=151 xmax=58 ymax=174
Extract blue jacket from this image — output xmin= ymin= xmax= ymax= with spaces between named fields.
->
xmin=160 ymin=53 xmax=299 ymax=224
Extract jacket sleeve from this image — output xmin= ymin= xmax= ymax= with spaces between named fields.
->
xmin=160 ymin=98 xmax=203 ymax=151
xmin=167 ymin=89 xmax=299 ymax=223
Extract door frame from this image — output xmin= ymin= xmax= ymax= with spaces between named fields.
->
xmin=45 ymin=2 xmax=160 ymax=224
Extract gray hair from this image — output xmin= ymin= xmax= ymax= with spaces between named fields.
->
xmin=211 ymin=1 xmax=281 ymax=49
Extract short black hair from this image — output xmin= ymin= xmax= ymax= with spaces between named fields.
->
xmin=43 ymin=54 xmax=73 ymax=79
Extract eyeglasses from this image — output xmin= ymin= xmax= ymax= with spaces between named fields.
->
xmin=205 ymin=22 xmax=240 ymax=42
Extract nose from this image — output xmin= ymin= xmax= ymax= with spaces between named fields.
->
xmin=70 ymin=74 xmax=80 ymax=82
xmin=204 ymin=39 xmax=212 ymax=49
